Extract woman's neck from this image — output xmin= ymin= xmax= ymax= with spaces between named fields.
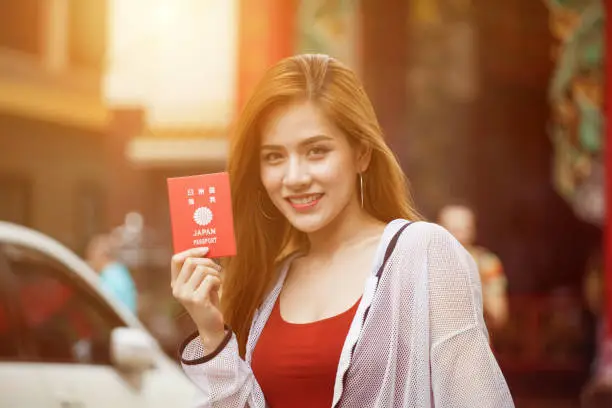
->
xmin=306 ymin=200 xmax=384 ymax=257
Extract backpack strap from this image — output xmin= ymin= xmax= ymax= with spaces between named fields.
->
xmin=375 ymin=221 xmax=413 ymax=280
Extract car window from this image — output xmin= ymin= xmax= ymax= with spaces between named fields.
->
xmin=0 ymin=301 xmax=19 ymax=360
xmin=1 ymin=243 xmax=126 ymax=365
xmin=0 ymin=253 xmax=20 ymax=360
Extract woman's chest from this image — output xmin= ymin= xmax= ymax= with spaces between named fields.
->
xmin=251 ymin=298 xmax=359 ymax=407
xmin=281 ymin=248 xmax=376 ymax=324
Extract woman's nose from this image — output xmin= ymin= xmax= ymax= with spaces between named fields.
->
xmin=283 ymin=157 xmax=311 ymax=189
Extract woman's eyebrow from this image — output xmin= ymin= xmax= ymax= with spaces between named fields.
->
xmin=299 ymin=135 xmax=333 ymax=147
xmin=260 ymin=135 xmax=333 ymax=151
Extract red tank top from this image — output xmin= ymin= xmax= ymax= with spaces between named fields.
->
xmin=251 ymin=296 xmax=361 ymax=408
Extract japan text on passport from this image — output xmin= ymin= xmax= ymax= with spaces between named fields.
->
xmin=167 ymin=172 xmax=236 ymax=258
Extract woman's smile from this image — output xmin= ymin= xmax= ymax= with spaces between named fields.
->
xmin=285 ymin=193 xmax=324 ymax=211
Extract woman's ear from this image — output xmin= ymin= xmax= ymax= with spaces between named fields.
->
xmin=355 ymin=142 xmax=372 ymax=173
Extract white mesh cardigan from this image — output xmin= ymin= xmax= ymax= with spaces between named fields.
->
xmin=179 ymin=220 xmax=515 ymax=407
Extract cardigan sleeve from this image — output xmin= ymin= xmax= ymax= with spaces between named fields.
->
xmin=179 ymin=330 xmax=267 ymax=407
xmin=427 ymin=225 xmax=515 ymax=408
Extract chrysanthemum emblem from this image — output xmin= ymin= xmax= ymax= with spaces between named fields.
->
xmin=193 ymin=206 xmax=213 ymax=226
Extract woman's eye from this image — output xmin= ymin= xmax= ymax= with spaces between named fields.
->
xmin=308 ymin=146 xmax=329 ymax=158
xmin=263 ymin=152 xmax=283 ymax=163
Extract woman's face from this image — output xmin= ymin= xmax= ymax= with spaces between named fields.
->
xmin=259 ymin=101 xmax=366 ymax=233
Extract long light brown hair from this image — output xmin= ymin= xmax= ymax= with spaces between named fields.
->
xmin=223 ymin=54 xmax=421 ymax=356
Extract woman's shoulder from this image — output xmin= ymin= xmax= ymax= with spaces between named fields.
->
xmin=389 ymin=221 xmax=479 ymax=299
xmin=394 ymin=220 xmax=457 ymax=247
xmin=393 ymin=220 xmax=473 ymax=265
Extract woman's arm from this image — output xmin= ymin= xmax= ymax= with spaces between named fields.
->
xmin=171 ymin=248 xmax=268 ymax=407
xmin=180 ymin=330 xmax=267 ymax=408
xmin=427 ymin=225 xmax=514 ymax=408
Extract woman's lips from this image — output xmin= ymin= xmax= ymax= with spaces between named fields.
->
xmin=286 ymin=193 xmax=324 ymax=211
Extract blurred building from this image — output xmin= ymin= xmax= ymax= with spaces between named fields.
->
xmin=0 ymin=0 xmax=109 ymax=252
xmin=0 ymin=1 xmax=238 ymax=255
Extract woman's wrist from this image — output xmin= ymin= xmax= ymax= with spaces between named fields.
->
xmin=198 ymin=327 xmax=227 ymax=353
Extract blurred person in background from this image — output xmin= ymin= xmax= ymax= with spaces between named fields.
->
xmin=171 ymin=54 xmax=513 ymax=407
xmin=86 ymin=234 xmax=137 ymax=314
xmin=438 ymin=203 xmax=509 ymax=331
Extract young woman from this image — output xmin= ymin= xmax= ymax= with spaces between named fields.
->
xmin=170 ymin=54 xmax=514 ymax=407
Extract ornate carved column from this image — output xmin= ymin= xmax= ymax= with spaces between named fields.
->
xmin=604 ymin=0 xmax=612 ymax=367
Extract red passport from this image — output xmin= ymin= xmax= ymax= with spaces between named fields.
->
xmin=167 ymin=172 xmax=236 ymax=258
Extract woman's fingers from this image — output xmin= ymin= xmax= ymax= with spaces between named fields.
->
xmin=173 ymin=257 xmax=221 ymax=290
xmin=194 ymin=274 xmax=222 ymax=306
xmin=171 ymin=247 xmax=209 ymax=284
xmin=185 ymin=265 xmax=221 ymax=291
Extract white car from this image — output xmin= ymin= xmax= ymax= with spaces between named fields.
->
xmin=0 ymin=221 xmax=197 ymax=408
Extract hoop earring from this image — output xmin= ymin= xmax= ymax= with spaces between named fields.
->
xmin=359 ymin=173 xmax=364 ymax=209
xmin=257 ymin=191 xmax=275 ymax=220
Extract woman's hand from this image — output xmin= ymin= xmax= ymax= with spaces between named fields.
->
xmin=171 ymin=247 xmax=226 ymax=351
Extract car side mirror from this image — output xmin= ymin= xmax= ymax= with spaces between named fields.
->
xmin=110 ymin=327 xmax=157 ymax=373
